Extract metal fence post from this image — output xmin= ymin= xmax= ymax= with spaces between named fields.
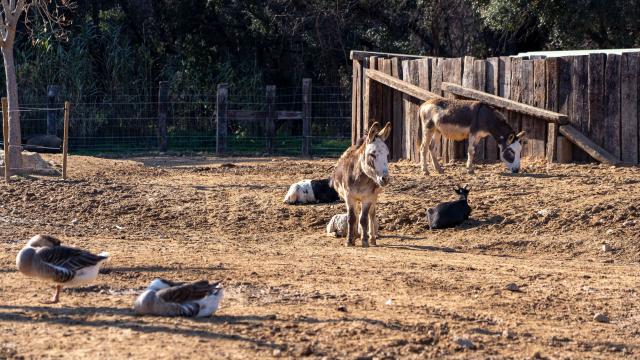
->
xmin=157 ymin=81 xmax=169 ymax=152
xmin=302 ymin=78 xmax=312 ymax=157
xmin=47 ymin=85 xmax=60 ymax=135
xmin=216 ymin=84 xmax=228 ymax=155
xmin=266 ymin=85 xmax=276 ymax=154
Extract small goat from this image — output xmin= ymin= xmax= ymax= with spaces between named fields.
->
xmin=326 ymin=213 xmax=379 ymax=238
xmin=427 ymin=185 xmax=472 ymax=229
xmin=283 ymin=178 xmax=340 ymax=205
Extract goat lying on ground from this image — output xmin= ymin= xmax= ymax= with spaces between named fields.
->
xmin=326 ymin=213 xmax=379 ymax=238
xmin=283 ymin=178 xmax=340 ymax=205
xmin=427 ymin=185 xmax=472 ymax=229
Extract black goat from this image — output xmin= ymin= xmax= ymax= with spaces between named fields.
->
xmin=427 ymin=184 xmax=472 ymax=229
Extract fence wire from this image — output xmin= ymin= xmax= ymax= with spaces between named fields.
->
xmin=0 ymin=85 xmax=352 ymax=156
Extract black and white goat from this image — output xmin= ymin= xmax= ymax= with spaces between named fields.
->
xmin=427 ymin=185 xmax=472 ymax=229
xmin=283 ymin=178 xmax=340 ymax=205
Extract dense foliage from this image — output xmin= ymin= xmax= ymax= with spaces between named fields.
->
xmin=7 ymin=0 xmax=640 ymax=101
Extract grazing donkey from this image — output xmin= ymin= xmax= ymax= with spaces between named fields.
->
xmin=427 ymin=184 xmax=472 ymax=229
xmin=332 ymin=122 xmax=391 ymax=247
xmin=419 ymin=98 xmax=526 ymax=175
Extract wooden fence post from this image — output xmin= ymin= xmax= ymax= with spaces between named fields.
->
xmin=2 ymin=97 xmax=9 ymax=181
xmin=266 ymin=85 xmax=276 ymax=154
xmin=62 ymin=101 xmax=70 ymax=180
xmin=47 ymin=85 xmax=60 ymax=135
xmin=157 ymin=81 xmax=169 ymax=152
xmin=302 ymin=78 xmax=312 ymax=157
xmin=216 ymin=83 xmax=228 ymax=155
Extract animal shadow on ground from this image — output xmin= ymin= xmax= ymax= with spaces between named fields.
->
xmin=457 ymin=215 xmax=505 ymax=230
xmin=499 ymin=172 xmax=562 ymax=179
xmin=0 ymin=305 xmax=280 ymax=349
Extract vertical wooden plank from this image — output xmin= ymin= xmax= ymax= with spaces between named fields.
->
xmin=402 ymin=60 xmax=410 ymax=159
xmin=499 ymin=57 xmax=512 ymax=100
xmin=302 ymin=78 xmax=312 ymax=157
xmin=157 ymin=81 xmax=169 ymax=152
xmin=445 ymin=58 xmax=463 ymax=161
xmin=532 ymin=59 xmax=547 ymax=158
xmin=604 ymin=54 xmax=621 ymax=160
xmin=588 ymin=53 xmax=606 ymax=148
xmin=620 ymin=52 xmax=639 ymax=163
xmin=415 ymin=58 xmax=431 ymax=163
xmin=557 ymin=57 xmax=573 ymax=162
xmin=410 ymin=60 xmax=422 ymax=162
xmin=367 ymin=56 xmax=378 ymax=131
xmin=509 ymin=58 xmax=523 ymax=136
xmin=381 ymin=59 xmax=393 ymax=153
xmin=473 ymin=59 xmax=486 ymax=161
xmin=391 ymin=57 xmax=404 ymax=161
xmin=519 ymin=59 xmax=533 ymax=158
xmin=402 ymin=60 xmax=420 ymax=162
xmin=265 ymin=85 xmax=276 ymax=153
xmin=430 ymin=58 xmax=444 ymax=158
xmin=545 ymin=57 xmax=560 ymax=162
xmin=571 ymin=55 xmax=589 ymax=161
xmin=351 ymin=59 xmax=360 ymax=144
xmin=376 ymin=58 xmax=385 ymax=127
xmin=485 ymin=57 xmax=499 ymax=161
xmin=2 ymin=97 xmax=9 ymax=180
xmin=215 ymin=83 xmax=228 ymax=155
xmin=462 ymin=56 xmax=476 ymax=89
xmin=62 ymin=101 xmax=70 ymax=180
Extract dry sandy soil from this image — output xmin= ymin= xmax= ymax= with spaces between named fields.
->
xmin=1 ymin=154 xmax=639 ymax=359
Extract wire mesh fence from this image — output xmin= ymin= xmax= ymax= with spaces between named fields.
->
xmin=1 ymin=84 xmax=351 ymax=157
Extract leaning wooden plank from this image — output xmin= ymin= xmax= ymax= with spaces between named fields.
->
xmin=365 ymin=68 xmax=442 ymax=102
xmin=416 ymin=58 xmax=431 ymax=162
xmin=558 ymin=125 xmax=621 ymax=165
xmin=441 ymin=82 xmax=569 ymax=124
xmin=620 ymin=52 xmax=639 ymax=164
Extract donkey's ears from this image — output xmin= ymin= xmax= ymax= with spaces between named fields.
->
xmin=453 ymin=185 xmax=460 ymax=192
xmin=516 ymin=131 xmax=526 ymax=140
xmin=378 ymin=122 xmax=392 ymax=141
xmin=367 ymin=122 xmax=381 ymax=142
xmin=463 ymin=184 xmax=471 ymax=191
xmin=507 ymin=133 xmax=515 ymax=144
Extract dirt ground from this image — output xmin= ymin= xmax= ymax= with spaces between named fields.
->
xmin=1 ymin=154 xmax=639 ymax=359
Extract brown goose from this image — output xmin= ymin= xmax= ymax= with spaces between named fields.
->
xmin=15 ymin=235 xmax=110 ymax=303
xmin=134 ymin=278 xmax=223 ymax=317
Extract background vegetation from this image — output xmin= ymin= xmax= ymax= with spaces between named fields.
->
xmin=6 ymin=0 xmax=640 ymax=100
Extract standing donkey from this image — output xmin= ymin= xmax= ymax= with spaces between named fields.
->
xmin=332 ymin=122 xmax=392 ymax=247
xmin=418 ymin=98 xmax=525 ymax=175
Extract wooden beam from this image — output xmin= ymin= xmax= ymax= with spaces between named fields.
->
xmin=350 ymin=50 xmax=426 ymax=62
xmin=62 ymin=101 xmax=70 ymax=180
xmin=441 ymin=82 xmax=569 ymax=125
xmin=558 ymin=125 xmax=621 ymax=165
xmin=365 ymin=68 xmax=442 ymax=102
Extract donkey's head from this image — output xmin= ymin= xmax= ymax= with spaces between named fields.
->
xmin=453 ymin=184 xmax=471 ymax=200
xmin=361 ymin=122 xmax=392 ymax=187
xmin=498 ymin=131 xmax=525 ymax=173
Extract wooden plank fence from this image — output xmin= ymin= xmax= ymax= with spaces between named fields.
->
xmin=351 ymin=50 xmax=640 ymax=165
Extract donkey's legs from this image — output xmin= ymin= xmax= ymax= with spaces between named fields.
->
xmin=359 ymin=202 xmax=371 ymax=247
xmin=420 ymin=129 xmax=434 ymax=176
xmin=346 ymin=199 xmax=357 ymax=246
xmin=430 ymin=131 xmax=445 ymax=174
xmin=466 ymin=134 xmax=479 ymax=174
xmin=368 ymin=203 xmax=378 ymax=246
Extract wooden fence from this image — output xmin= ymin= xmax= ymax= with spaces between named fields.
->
xmin=351 ymin=50 xmax=640 ymax=165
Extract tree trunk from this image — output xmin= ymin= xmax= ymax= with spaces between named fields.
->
xmin=2 ymin=40 xmax=22 ymax=169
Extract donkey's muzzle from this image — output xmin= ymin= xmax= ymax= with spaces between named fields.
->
xmin=378 ymin=176 xmax=390 ymax=187
xmin=511 ymin=168 xmax=519 ymax=174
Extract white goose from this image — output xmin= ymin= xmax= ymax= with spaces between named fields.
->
xmin=134 ymin=278 xmax=223 ymax=317
xmin=16 ymin=234 xmax=110 ymax=303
